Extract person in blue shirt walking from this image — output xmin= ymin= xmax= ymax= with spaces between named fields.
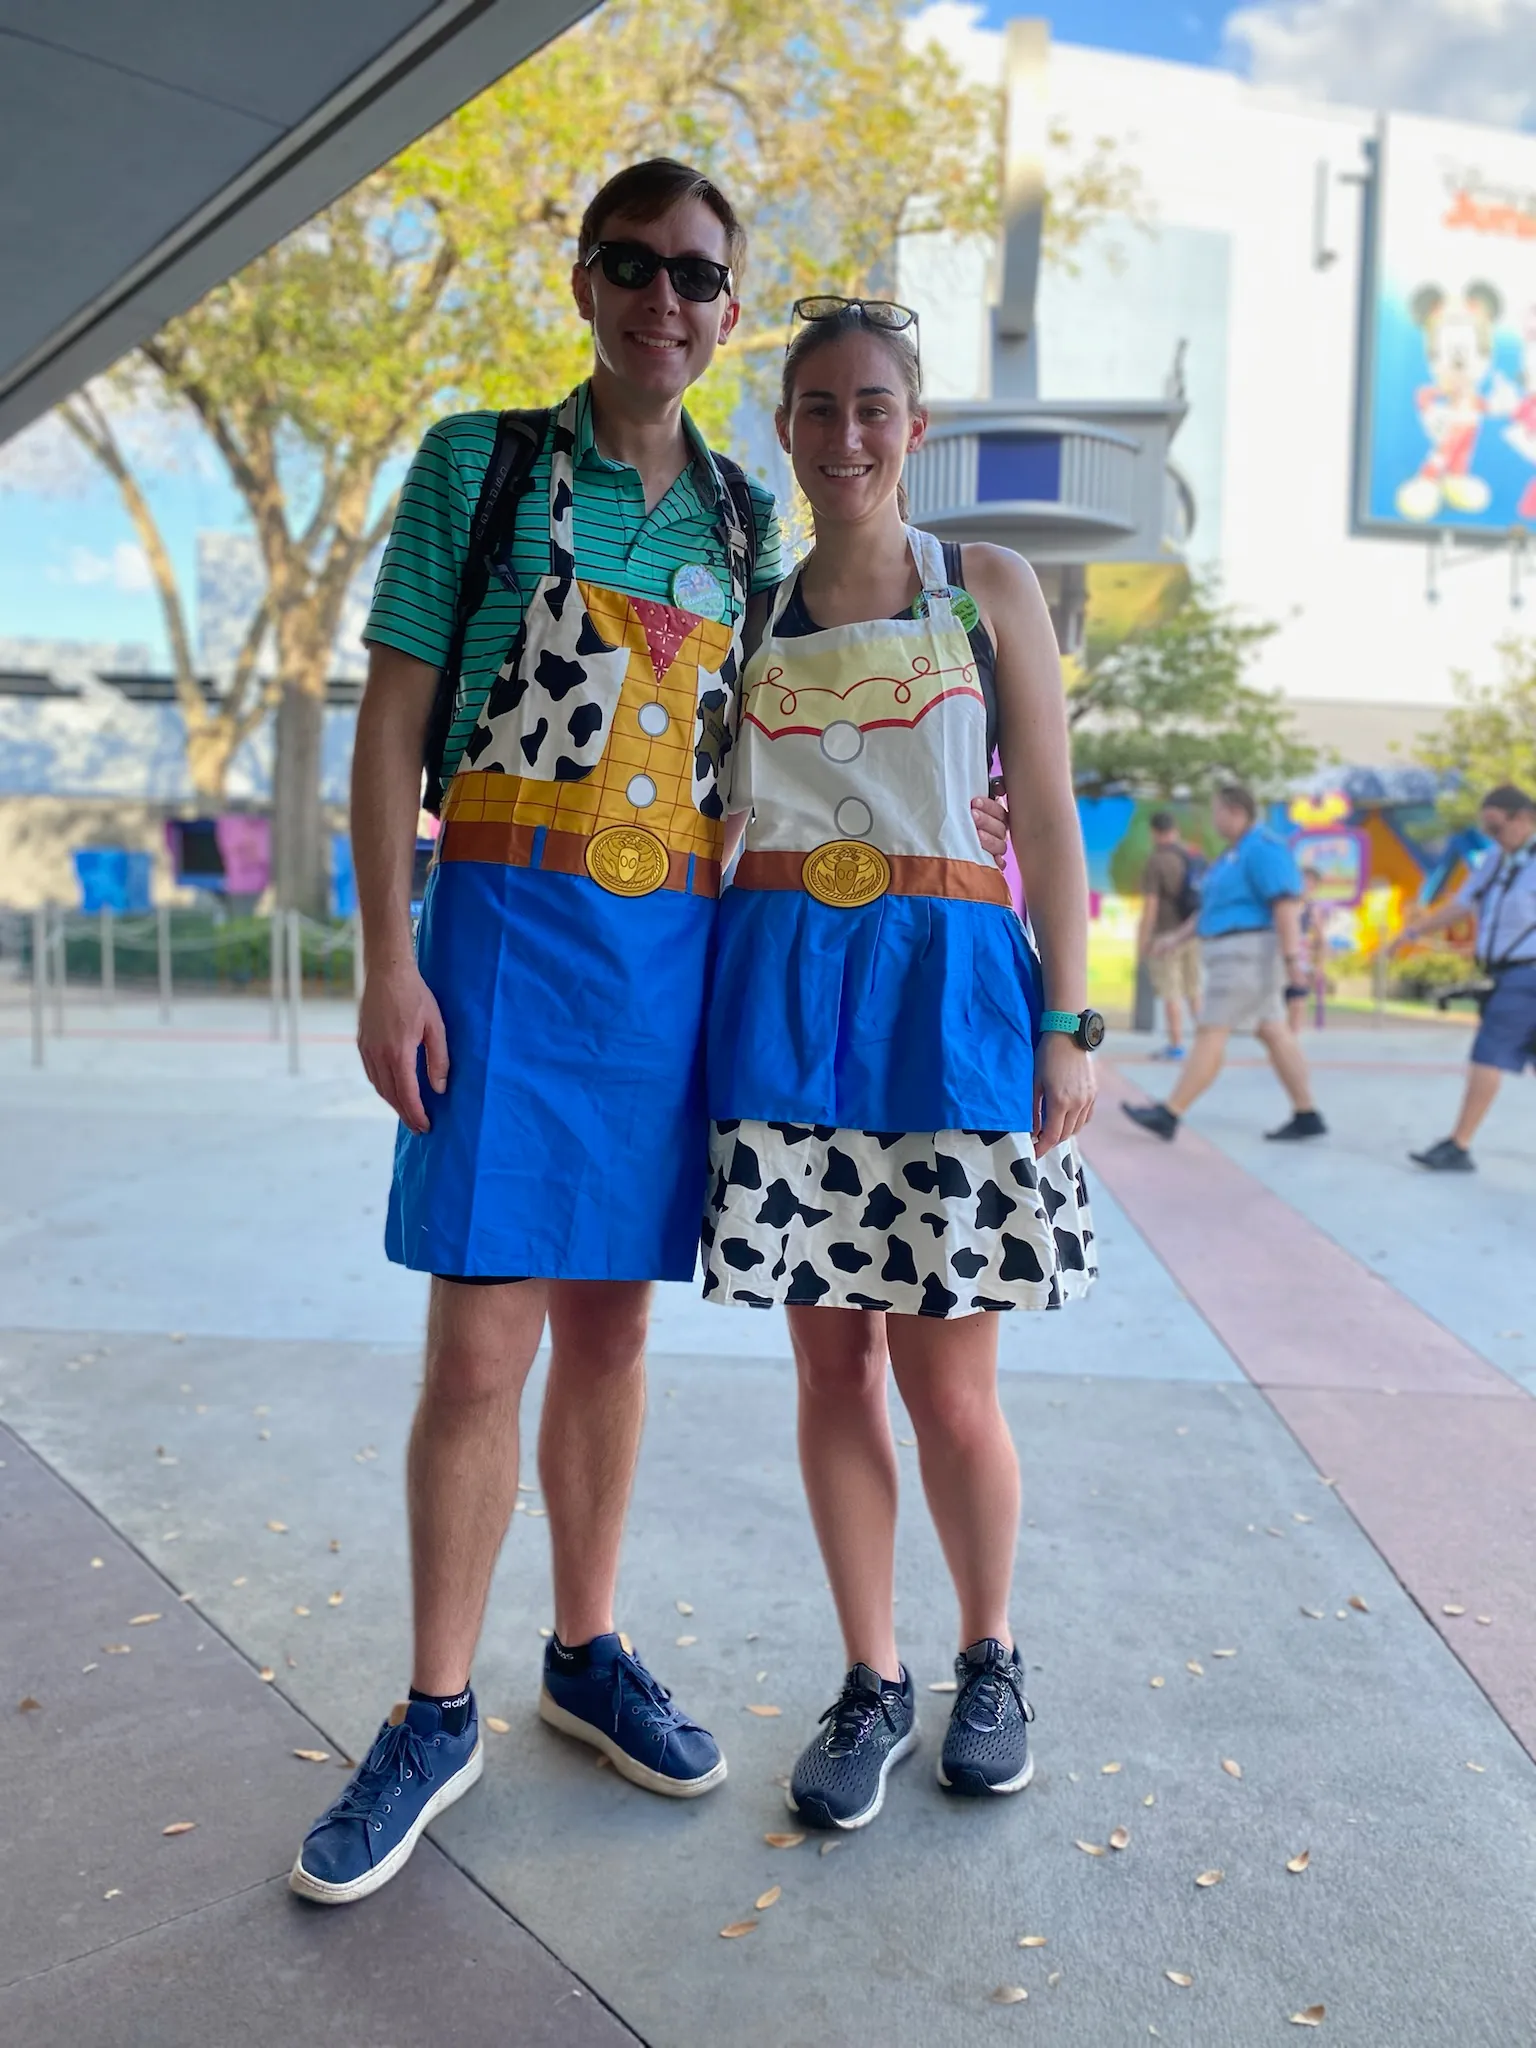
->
xmin=1122 ymin=781 xmax=1326 ymax=1142
xmin=1392 ymin=783 xmax=1536 ymax=1172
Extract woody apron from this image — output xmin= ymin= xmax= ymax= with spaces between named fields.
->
xmin=702 ymin=526 xmax=1095 ymax=1318
xmin=387 ymin=394 xmax=747 ymax=1280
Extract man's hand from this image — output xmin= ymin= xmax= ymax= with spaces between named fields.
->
xmin=1033 ymin=1032 xmax=1097 ymax=1156
xmin=357 ymin=960 xmax=449 ymax=1135
xmin=972 ymin=792 xmax=1010 ymax=868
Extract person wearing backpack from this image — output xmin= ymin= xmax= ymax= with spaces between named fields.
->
xmin=1136 ymin=811 xmax=1203 ymax=1058
xmin=290 ymin=155 xmax=1014 ymax=1906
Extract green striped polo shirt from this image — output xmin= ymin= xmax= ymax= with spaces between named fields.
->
xmin=365 ymin=380 xmax=782 ymax=783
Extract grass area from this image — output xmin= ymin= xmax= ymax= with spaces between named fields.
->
xmin=45 ymin=912 xmax=357 ymax=992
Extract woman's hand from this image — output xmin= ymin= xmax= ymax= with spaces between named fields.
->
xmin=1033 ymin=1031 xmax=1097 ymax=1157
xmin=971 ymin=793 xmax=1010 ymax=867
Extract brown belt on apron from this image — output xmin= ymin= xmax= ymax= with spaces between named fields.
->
xmin=437 ymin=819 xmax=721 ymax=899
xmin=734 ymin=848 xmax=1010 ymax=907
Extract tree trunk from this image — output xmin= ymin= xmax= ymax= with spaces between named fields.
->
xmin=271 ymin=682 xmax=328 ymax=915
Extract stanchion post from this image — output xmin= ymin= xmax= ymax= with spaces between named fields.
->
xmin=286 ymin=908 xmax=302 ymax=1076
xmin=31 ymin=906 xmax=46 ymax=1068
xmin=157 ymin=902 xmax=172 ymax=1023
xmin=101 ymin=903 xmax=115 ymax=1012
xmin=270 ymin=903 xmax=283 ymax=1039
xmin=50 ymin=904 xmax=65 ymax=1035
xmin=1372 ymin=945 xmax=1386 ymax=1026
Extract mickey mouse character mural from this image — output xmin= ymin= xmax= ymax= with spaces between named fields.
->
xmin=1495 ymin=304 xmax=1536 ymax=523
xmin=1395 ymin=280 xmax=1501 ymax=523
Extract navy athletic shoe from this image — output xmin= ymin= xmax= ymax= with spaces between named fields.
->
xmin=939 ymin=1639 xmax=1035 ymax=1797
xmin=539 ymin=1633 xmax=726 ymax=1797
xmin=289 ymin=1695 xmax=483 ymax=1905
xmin=788 ymin=1664 xmax=917 ymax=1830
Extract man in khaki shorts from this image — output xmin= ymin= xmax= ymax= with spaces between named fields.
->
xmin=1137 ymin=811 xmax=1203 ymax=1059
xmin=1122 ymin=783 xmax=1326 ymax=1143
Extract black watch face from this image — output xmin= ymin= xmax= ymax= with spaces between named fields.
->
xmin=1078 ymin=1010 xmax=1106 ymax=1050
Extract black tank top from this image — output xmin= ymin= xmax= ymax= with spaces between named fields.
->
xmin=773 ymin=539 xmax=999 ymax=759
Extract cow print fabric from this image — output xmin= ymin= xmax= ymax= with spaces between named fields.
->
xmin=701 ymin=1119 xmax=1096 ymax=1317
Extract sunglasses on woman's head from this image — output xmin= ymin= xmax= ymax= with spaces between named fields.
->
xmin=790 ymin=296 xmax=919 ymax=335
xmin=584 ymin=241 xmax=734 ymax=304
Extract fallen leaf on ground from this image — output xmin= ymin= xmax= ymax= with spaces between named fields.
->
xmin=1212 ymin=1648 xmax=1237 ymax=1658
xmin=1165 ymin=1971 xmax=1193 ymax=1987
xmin=1046 ymin=1971 xmax=1061 ymax=1988
xmin=1101 ymin=1761 xmax=1122 ymax=1774
xmin=18 ymin=1696 xmax=41 ymax=1712
xmin=231 ymin=1577 xmax=247 ymax=1587
xmin=525 ymin=1506 xmax=547 ymax=1517
xmin=517 ymin=1482 xmax=538 ymax=1493
xmin=129 ymin=1614 xmax=161 ymax=1627
xmin=1287 ymin=1850 xmax=1311 ymax=1872
xmin=257 ymin=1667 xmax=274 ymax=1682
xmin=1149 ymin=1675 xmax=1165 ymax=1687
xmin=897 ymin=1436 xmax=917 ymax=1447
xmin=1441 ymin=1604 xmax=1466 ymax=1617
xmin=293 ymin=1749 xmax=329 ymax=1764
xmin=538 ymin=1626 xmax=552 ymax=1638
xmin=90 ymin=1558 xmax=103 ymax=1569
xmin=1221 ymin=1759 xmax=1243 ymax=1779
xmin=746 ymin=1704 xmax=781 ymax=1717
xmin=819 ymin=1840 xmax=841 ymax=1856
xmin=327 ymin=1592 xmax=344 ymax=1607
xmin=1466 ymin=1761 xmax=1486 ymax=1773
xmin=103 ymin=1644 xmax=130 ymax=1655
xmin=763 ymin=1832 xmax=804 ymax=1849
xmin=990 ymin=1987 xmax=1028 ymax=2004
xmin=103 ymin=1888 xmax=121 ymax=1899
xmin=1347 ymin=1595 xmax=1369 ymax=1613
xmin=1292 ymin=1513 xmax=1312 ymax=1524
xmin=266 ymin=1521 xmax=287 ymax=1534
xmin=329 ymin=1538 xmax=340 ymax=1552
xmin=1143 ymin=1793 xmax=1156 ymax=1807
xmin=676 ymin=1600 xmax=694 ymax=1615
xmin=293 ymin=1606 xmax=310 ymax=1617
xmin=1194 ymin=1869 xmax=1224 ymax=1888
xmin=1289 ymin=2007 xmax=1325 ymax=2027
xmin=1476 ymin=1615 xmax=1493 ymax=1626
xmin=929 ymin=1679 xmax=958 ymax=1692
xmin=161 ymin=1821 xmax=196 ymax=1836
xmin=1018 ymin=1935 xmax=1048 ymax=1948
xmin=1266 ymin=1527 xmax=1283 ymax=1537
xmin=1301 ymin=1607 xmax=1324 ymax=1619
xmin=485 ymin=1716 xmax=511 ymax=1735
xmin=719 ymin=1920 xmax=757 ymax=1938
xmin=676 ymin=1634 xmax=697 ymax=1647
xmin=1186 ymin=1661 xmax=1205 ymax=1676
xmin=1109 ymin=1828 xmax=1130 ymax=1850
xmin=755 ymin=1885 xmax=782 ymax=1910
xmin=1075 ymin=1840 xmax=1107 ymax=1856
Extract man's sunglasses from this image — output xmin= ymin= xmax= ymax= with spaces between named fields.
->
xmin=790 ymin=296 xmax=919 ymax=337
xmin=584 ymin=241 xmax=734 ymax=304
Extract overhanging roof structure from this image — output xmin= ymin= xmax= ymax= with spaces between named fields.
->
xmin=0 ymin=0 xmax=598 ymax=446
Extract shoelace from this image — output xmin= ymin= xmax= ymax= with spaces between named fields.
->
xmin=820 ymin=1680 xmax=898 ymax=1759
xmin=324 ymin=1719 xmax=438 ymax=1824
xmin=611 ymin=1647 xmax=704 ymax=1741
xmin=954 ymin=1654 xmax=1034 ymax=1734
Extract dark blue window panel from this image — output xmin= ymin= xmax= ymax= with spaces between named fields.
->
xmin=976 ymin=433 xmax=1061 ymax=503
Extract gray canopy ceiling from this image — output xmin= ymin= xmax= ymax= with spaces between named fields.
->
xmin=0 ymin=0 xmax=596 ymax=444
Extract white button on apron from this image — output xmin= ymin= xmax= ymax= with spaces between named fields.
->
xmin=820 ymin=720 xmax=864 ymax=763
xmin=834 ymin=796 xmax=873 ymax=838
xmin=637 ymin=701 xmax=670 ymax=737
xmin=626 ymin=773 xmax=659 ymax=809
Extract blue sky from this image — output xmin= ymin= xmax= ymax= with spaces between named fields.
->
xmin=971 ymin=2 xmax=1229 ymax=63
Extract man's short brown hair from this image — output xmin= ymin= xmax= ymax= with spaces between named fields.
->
xmin=1479 ymin=782 xmax=1535 ymax=817
xmin=578 ymin=158 xmax=746 ymax=275
xmin=1213 ymin=781 xmax=1258 ymax=822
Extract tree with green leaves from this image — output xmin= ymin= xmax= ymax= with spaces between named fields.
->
xmin=1067 ymin=581 xmax=1314 ymax=798
xmin=59 ymin=0 xmax=1134 ymax=910
xmin=1416 ymin=640 xmax=1536 ymax=826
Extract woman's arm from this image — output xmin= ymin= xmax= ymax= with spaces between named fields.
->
xmin=965 ymin=543 xmax=1096 ymax=1152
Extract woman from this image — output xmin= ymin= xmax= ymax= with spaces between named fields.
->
xmin=702 ymin=298 xmax=1099 ymax=1829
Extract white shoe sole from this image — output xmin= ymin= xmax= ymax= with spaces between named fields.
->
xmin=937 ymin=1748 xmax=1035 ymax=1795
xmin=288 ymin=1738 xmax=485 ymax=1905
xmin=788 ymin=1726 xmax=919 ymax=1830
xmin=538 ymin=1688 xmax=728 ymax=1798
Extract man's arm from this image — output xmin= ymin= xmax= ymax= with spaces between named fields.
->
xmin=1390 ymin=889 xmax=1476 ymax=950
xmin=351 ymin=643 xmax=449 ymax=1134
xmin=1271 ymin=895 xmax=1306 ymax=978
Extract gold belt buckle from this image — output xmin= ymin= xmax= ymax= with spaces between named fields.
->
xmin=802 ymin=839 xmax=891 ymax=909
xmin=585 ymin=824 xmax=670 ymax=897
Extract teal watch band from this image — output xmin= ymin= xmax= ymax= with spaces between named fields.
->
xmin=1040 ymin=1010 xmax=1081 ymax=1034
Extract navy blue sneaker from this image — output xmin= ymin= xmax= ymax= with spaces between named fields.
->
xmin=289 ymin=1696 xmax=483 ymax=1904
xmin=938 ymin=1639 xmax=1035 ymax=1797
xmin=539 ymin=1633 xmax=726 ymax=1797
xmin=788 ymin=1664 xmax=917 ymax=1830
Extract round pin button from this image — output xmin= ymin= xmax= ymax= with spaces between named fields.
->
xmin=671 ymin=563 xmax=726 ymax=620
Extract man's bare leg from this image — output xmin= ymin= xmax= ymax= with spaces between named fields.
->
xmin=408 ymin=1277 xmax=550 ymax=1696
xmin=1166 ymin=1024 xmax=1231 ymax=1116
xmin=1452 ymin=1061 xmax=1504 ymax=1149
xmin=539 ymin=1280 xmax=653 ymax=1646
xmin=1163 ymin=991 xmax=1185 ymax=1051
xmin=1255 ymin=1018 xmax=1318 ymax=1115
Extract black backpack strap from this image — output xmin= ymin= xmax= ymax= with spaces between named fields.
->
xmin=422 ymin=406 xmax=549 ymax=815
xmin=941 ymin=538 xmax=964 ymax=585
xmin=711 ymin=452 xmax=760 ymax=606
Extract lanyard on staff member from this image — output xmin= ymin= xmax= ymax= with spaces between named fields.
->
xmin=1475 ymin=843 xmax=1536 ymax=972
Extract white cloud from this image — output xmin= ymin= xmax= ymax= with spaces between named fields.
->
xmin=59 ymin=542 xmax=155 ymax=593
xmin=1223 ymin=0 xmax=1536 ymax=128
xmin=907 ymin=2 xmax=1000 ymax=88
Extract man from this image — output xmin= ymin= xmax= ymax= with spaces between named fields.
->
xmin=1122 ymin=781 xmax=1326 ymax=1144
xmin=1137 ymin=810 xmax=1202 ymax=1058
xmin=1396 ymin=783 xmax=1536 ymax=1172
xmin=291 ymin=159 xmax=1010 ymax=1906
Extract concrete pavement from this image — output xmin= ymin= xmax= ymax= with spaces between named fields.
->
xmin=3 ymin=992 xmax=1535 ymax=2045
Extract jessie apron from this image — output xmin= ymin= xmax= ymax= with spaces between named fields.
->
xmin=702 ymin=526 xmax=1095 ymax=1318
xmin=387 ymin=393 xmax=747 ymax=1281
